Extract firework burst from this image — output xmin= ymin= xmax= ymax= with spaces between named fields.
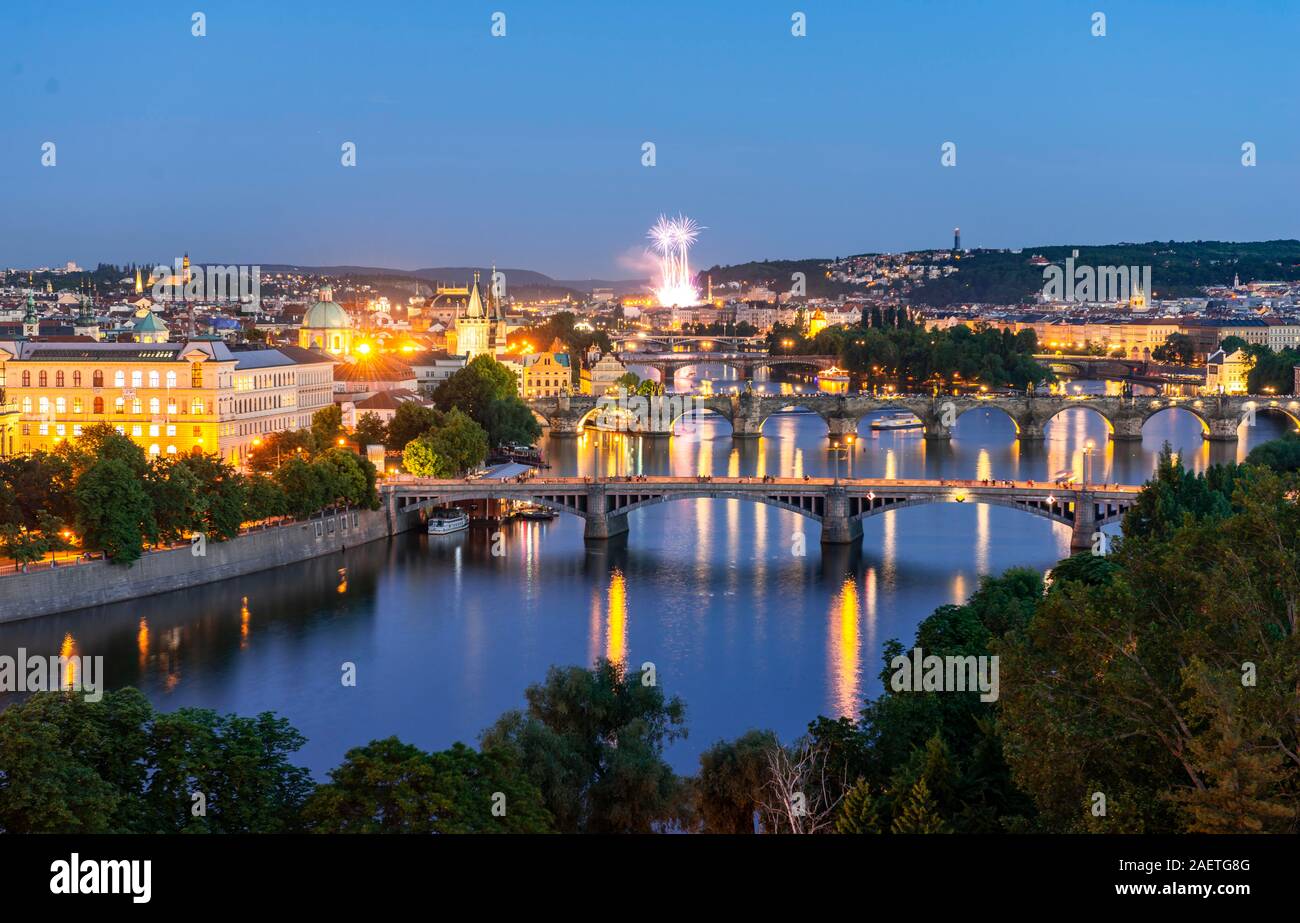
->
xmin=647 ymin=213 xmax=703 ymax=307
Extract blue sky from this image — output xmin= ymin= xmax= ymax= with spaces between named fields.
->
xmin=1 ymin=0 xmax=1296 ymax=277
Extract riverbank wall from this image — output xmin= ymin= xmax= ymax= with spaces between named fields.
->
xmin=0 ymin=502 xmax=426 ymax=623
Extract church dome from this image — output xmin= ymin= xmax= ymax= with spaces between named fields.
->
xmin=302 ymin=286 xmax=351 ymax=329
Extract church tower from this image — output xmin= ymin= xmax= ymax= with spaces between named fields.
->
xmin=74 ymin=295 xmax=100 ymax=341
xmin=135 ymin=267 xmax=144 ymax=295
xmin=22 ymin=292 xmax=40 ymax=339
xmin=490 ymin=263 xmax=508 ymax=354
xmin=454 ymin=272 xmax=492 ymax=360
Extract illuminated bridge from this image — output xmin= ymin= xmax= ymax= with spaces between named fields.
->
xmin=616 ymin=352 xmax=840 ymax=382
xmin=382 ymin=476 xmax=1142 ymax=549
xmin=527 ymin=391 xmax=1299 ymax=442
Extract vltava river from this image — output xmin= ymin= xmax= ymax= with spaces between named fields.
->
xmin=0 ymin=376 xmax=1286 ymax=774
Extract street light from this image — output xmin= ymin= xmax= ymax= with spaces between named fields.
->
xmin=830 ymin=440 xmax=841 ymax=484
xmin=1083 ymin=439 xmax=1095 ymax=489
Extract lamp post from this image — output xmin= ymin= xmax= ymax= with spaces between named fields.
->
xmin=830 ymin=440 xmax=841 ymax=484
xmin=1083 ymin=439 xmax=1095 ymax=490
xmin=845 ymin=432 xmax=856 ymax=480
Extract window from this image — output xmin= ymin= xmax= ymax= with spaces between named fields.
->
xmin=38 ymin=397 xmax=49 ymax=414
xmin=20 ymin=398 xmax=31 ymax=413
xmin=114 ymin=371 xmax=125 ymax=387
xmin=20 ymin=371 xmax=29 ymax=387
xmin=55 ymin=397 xmax=66 ymax=414
xmin=166 ymin=371 xmax=177 ymax=388
xmin=166 ymin=424 xmax=176 ymax=436
xmin=38 ymin=424 xmax=48 ymax=436
xmin=93 ymin=397 xmax=104 ymax=414
xmin=191 ymin=363 xmax=203 ymax=388
xmin=38 ymin=371 xmax=47 ymax=387
xmin=114 ymin=397 xmax=125 ymax=413
xmin=114 ymin=426 xmax=124 ymax=436
xmin=92 ymin=370 xmax=103 ymax=387
xmin=149 ymin=425 xmax=159 ymax=437
xmin=149 ymin=444 xmax=160 ymax=457
xmin=131 ymin=371 xmax=142 ymax=387
xmin=191 ymin=400 xmax=205 ymax=415
xmin=72 ymin=425 xmax=82 ymax=437
xmin=72 ymin=398 xmax=82 ymax=414
xmin=132 ymin=425 xmax=142 ymax=437
xmin=149 ymin=398 xmax=160 ymax=415
xmin=72 ymin=371 xmax=81 ymax=387
xmin=132 ymin=399 xmax=142 ymax=414
xmin=148 ymin=371 xmax=159 ymax=388
xmin=55 ymin=371 xmax=64 ymax=387
xmin=167 ymin=400 xmax=177 ymax=414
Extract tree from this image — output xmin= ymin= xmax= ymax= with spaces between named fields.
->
xmin=273 ymin=457 xmax=328 ymax=518
xmin=1152 ymin=332 xmax=1195 ymax=364
xmin=480 ymin=659 xmax=688 ymax=833
xmin=836 ymin=778 xmax=882 ymax=834
xmin=890 ymin=777 xmax=949 ymax=833
xmin=385 ymin=402 xmax=440 ymax=450
xmin=1246 ymin=433 xmax=1300 ymax=473
xmin=74 ymin=458 xmax=155 ymax=563
xmin=757 ymin=736 xmax=847 ymax=833
xmin=694 ymin=730 xmax=778 ymax=833
xmin=432 ymin=355 xmax=517 ymax=425
xmin=402 ymin=434 xmax=445 ymax=478
xmin=424 ymin=408 xmax=489 ymax=475
xmin=311 ymin=405 xmax=344 ymax=447
xmin=353 ymin=412 xmax=388 ymax=448
xmin=481 ymin=397 xmax=542 ymax=447
xmin=0 ymin=512 xmax=69 ymax=565
xmin=313 ymin=448 xmax=372 ymax=507
xmin=302 ymin=737 xmax=553 ymax=833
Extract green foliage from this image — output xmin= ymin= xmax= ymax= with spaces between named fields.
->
xmin=310 ymin=405 xmax=344 ymax=447
xmin=1152 ymin=332 xmax=1195 ymax=364
xmin=74 ymin=458 xmax=154 ymax=563
xmin=694 ymin=729 xmax=777 ymax=833
xmin=385 ymin=401 xmax=440 ymax=450
xmin=835 ymin=778 xmax=882 ymax=833
xmin=482 ymin=396 xmax=542 ymax=447
xmin=480 ymin=659 xmax=688 ymax=833
xmin=890 ymin=777 xmax=950 ymax=834
xmin=401 ymin=434 xmax=446 ymax=478
xmin=0 ymin=689 xmax=311 ymax=833
xmin=302 ymin=738 xmax=553 ymax=834
xmin=1121 ymin=443 xmax=1239 ymax=541
xmin=353 ymin=412 xmax=388 ymax=448
xmin=1246 ymin=432 xmax=1300 ymax=473
xmin=424 ymin=408 xmax=489 ymax=475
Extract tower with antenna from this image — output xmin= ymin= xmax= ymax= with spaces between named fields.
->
xmin=953 ymin=227 xmax=961 ymax=252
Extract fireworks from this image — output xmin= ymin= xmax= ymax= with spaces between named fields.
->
xmin=648 ymin=213 xmax=703 ymax=307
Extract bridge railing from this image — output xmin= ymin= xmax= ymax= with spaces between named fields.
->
xmin=384 ymin=475 xmax=1144 ymax=494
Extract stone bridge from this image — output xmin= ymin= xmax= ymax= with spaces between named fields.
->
xmin=384 ymin=475 xmax=1142 ymax=550
xmin=617 ymin=352 xmax=839 ymax=383
xmin=528 ymin=392 xmax=1299 ymax=442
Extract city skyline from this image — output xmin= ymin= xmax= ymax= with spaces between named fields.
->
xmin=3 ymin=0 xmax=1298 ymax=276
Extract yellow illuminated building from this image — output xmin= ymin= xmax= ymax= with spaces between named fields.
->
xmin=520 ymin=338 xmax=573 ymax=399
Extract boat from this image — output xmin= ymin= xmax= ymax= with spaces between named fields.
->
xmin=486 ymin=444 xmax=548 ymax=468
xmin=426 ymin=507 xmax=469 ymax=535
xmin=517 ymin=505 xmax=557 ymax=522
xmin=870 ymin=411 xmax=923 ymax=431
xmin=816 ymin=366 xmax=850 ymax=385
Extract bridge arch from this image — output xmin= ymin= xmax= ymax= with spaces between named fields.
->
xmin=1139 ymin=401 xmax=1213 ymax=435
xmin=1038 ymin=402 xmax=1118 ymax=436
xmin=1242 ymin=400 xmax=1300 ymax=433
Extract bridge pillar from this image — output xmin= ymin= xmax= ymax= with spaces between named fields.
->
xmin=1111 ymin=416 xmax=1144 ymax=441
xmin=584 ymin=512 xmax=629 ymax=541
xmin=1205 ymin=415 xmax=1241 ymax=442
xmin=729 ymin=392 xmax=765 ymax=439
xmin=1070 ymin=491 xmax=1097 ymax=551
xmin=1017 ymin=419 xmax=1046 ymax=441
xmin=922 ymin=418 xmax=952 ymax=441
xmin=826 ymin=416 xmax=859 ymax=442
xmin=821 ymin=487 xmax=863 ymax=545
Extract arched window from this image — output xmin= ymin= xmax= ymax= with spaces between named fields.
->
xmin=132 ymin=398 xmax=142 ymax=414
xmin=167 ymin=400 xmax=177 ymax=414
xmin=38 ymin=371 xmax=47 ymax=387
xmin=166 ymin=371 xmax=177 ymax=388
xmin=149 ymin=398 xmax=160 ymax=415
xmin=72 ymin=371 xmax=82 ymax=387
xmin=149 ymin=444 xmax=160 ymax=457
xmin=114 ymin=397 xmax=125 ymax=413
xmin=92 ymin=370 xmax=103 ymax=387
xmin=148 ymin=371 xmax=160 ymax=388
xmin=20 ymin=371 xmax=29 ymax=387
xmin=38 ymin=397 xmax=49 ymax=414
xmin=55 ymin=397 xmax=66 ymax=414
xmin=93 ymin=397 xmax=104 ymax=414
xmin=72 ymin=398 xmax=82 ymax=414
xmin=166 ymin=445 xmax=177 ymax=455
xmin=21 ymin=398 xmax=31 ymax=413
xmin=114 ymin=371 xmax=125 ymax=387
xmin=54 ymin=371 xmax=64 ymax=387
xmin=131 ymin=371 xmax=142 ymax=387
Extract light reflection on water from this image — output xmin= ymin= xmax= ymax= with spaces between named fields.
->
xmin=0 ymin=377 xmax=1288 ymax=775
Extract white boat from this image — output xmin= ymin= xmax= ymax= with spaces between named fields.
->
xmin=427 ymin=507 xmax=469 ymax=535
xmin=871 ymin=411 xmax=922 ymax=431
xmin=817 ymin=366 xmax=850 ymax=385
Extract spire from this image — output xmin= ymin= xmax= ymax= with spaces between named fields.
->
xmin=466 ymin=272 xmax=484 ymax=318
xmin=24 ymin=291 xmax=37 ymax=321
xmin=135 ymin=267 xmax=143 ymax=294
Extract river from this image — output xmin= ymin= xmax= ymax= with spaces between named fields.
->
xmin=0 ymin=375 xmax=1286 ymax=774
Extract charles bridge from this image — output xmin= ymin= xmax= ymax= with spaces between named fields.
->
xmin=527 ymin=391 xmax=1299 ymax=442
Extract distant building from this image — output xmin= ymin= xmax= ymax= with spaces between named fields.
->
xmin=590 ymin=353 xmax=627 ymax=394
xmin=1204 ymin=348 xmax=1252 ymax=395
xmin=298 ymin=285 xmax=353 ymax=355
xmin=520 ymin=338 xmax=572 ymax=399
xmin=405 ymin=350 xmax=467 ymax=392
